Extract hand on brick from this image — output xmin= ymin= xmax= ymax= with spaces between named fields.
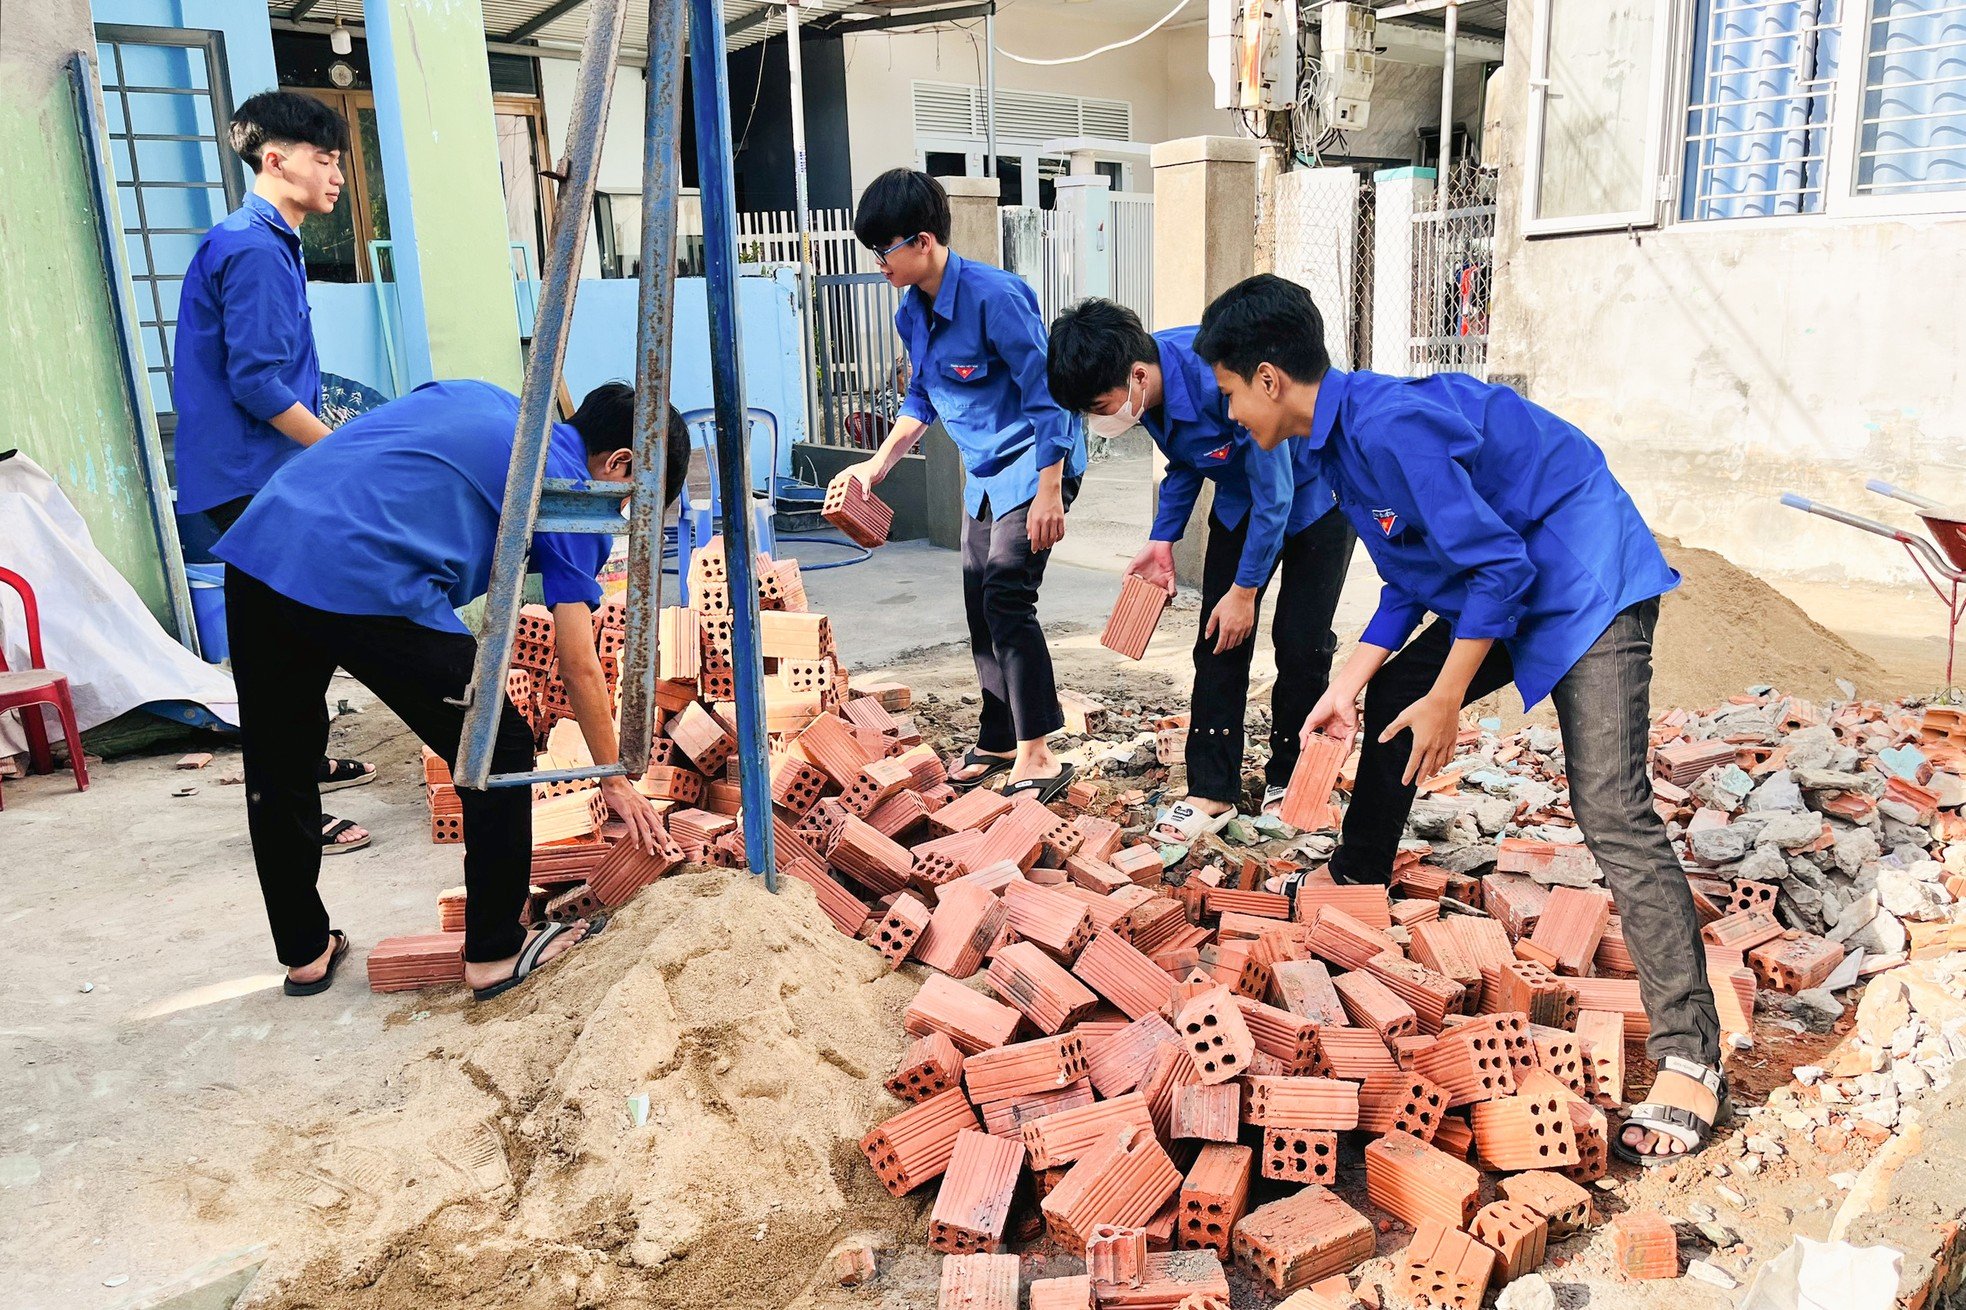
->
xmin=845 ymin=457 xmax=887 ymax=490
xmin=1126 ymin=541 xmax=1176 ymax=595
xmin=602 ymin=773 xmax=664 ymax=854
xmin=1380 ymin=690 xmax=1460 ymax=786
xmin=1303 ymin=685 xmax=1360 ymax=745
xmin=1205 ymin=585 xmax=1257 ymax=654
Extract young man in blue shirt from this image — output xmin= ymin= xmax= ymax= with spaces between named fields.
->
xmin=1046 ymin=299 xmax=1355 ymax=839
xmin=174 ymin=90 xmax=375 ymax=852
xmin=215 ymin=382 xmax=686 ymax=1000
xmin=844 ymin=170 xmax=1088 ymax=801
xmin=1193 ymin=274 xmax=1725 ymax=1168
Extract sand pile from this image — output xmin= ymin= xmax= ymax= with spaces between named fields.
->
xmin=1653 ymin=536 xmax=1888 ymax=708
xmin=252 ymin=870 xmax=923 ymax=1310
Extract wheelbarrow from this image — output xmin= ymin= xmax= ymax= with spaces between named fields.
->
xmin=1782 ymin=480 xmax=1966 ymax=684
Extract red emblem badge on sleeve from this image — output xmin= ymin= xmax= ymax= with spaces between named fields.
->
xmin=1372 ymin=509 xmax=1398 ymax=535
xmin=1203 ymin=444 xmax=1232 ymax=461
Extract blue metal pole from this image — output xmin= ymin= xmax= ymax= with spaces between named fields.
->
xmin=689 ymin=0 xmax=778 ymax=889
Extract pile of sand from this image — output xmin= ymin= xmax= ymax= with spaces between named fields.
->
xmin=249 ymin=871 xmax=924 ymax=1310
xmin=1652 ymin=536 xmax=1888 ymax=709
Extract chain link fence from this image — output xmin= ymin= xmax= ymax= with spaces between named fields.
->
xmin=1272 ymin=167 xmax=1376 ymax=371
xmin=1407 ymin=164 xmax=1497 ymax=379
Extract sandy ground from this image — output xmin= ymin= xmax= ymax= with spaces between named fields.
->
xmin=0 ymin=445 xmax=1952 ymax=1308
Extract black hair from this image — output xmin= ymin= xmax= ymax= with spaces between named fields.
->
xmin=1046 ymin=298 xmax=1161 ymax=413
xmin=1192 ymin=274 xmax=1332 ymax=385
xmin=853 ymin=169 xmax=952 ymax=249
xmin=228 ymin=91 xmax=349 ymax=172
xmin=568 ymin=383 xmax=690 ymax=508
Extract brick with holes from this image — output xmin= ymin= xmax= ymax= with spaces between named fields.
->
xmin=1397 ymin=1221 xmax=1496 ymax=1310
xmin=1086 ymin=1224 xmax=1150 ymax=1286
xmin=1357 ymin=1071 xmax=1449 ymax=1142
xmin=936 ymin=1251 xmax=1019 ymax=1310
xmin=1040 ymin=1125 xmax=1183 ymax=1255
xmin=862 ymin=1087 xmax=983 ymax=1196
xmin=1411 ymin=1027 xmax=1517 ymax=1107
xmin=1278 ymin=732 xmax=1348 ymax=832
xmin=1083 ymin=1014 xmax=1180 ymax=1098
xmin=1021 ymin=1090 xmax=1154 ymax=1171
xmin=1261 ymin=1129 xmax=1338 ymax=1185
xmin=1177 ymin=1143 xmax=1252 ymax=1257
xmin=963 ymin=1033 xmax=1089 ymax=1106
xmin=1364 ymin=1130 xmax=1480 ymax=1230
xmin=888 ymin=1032 xmax=967 ymax=1104
xmin=1470 ymin=1087 xmax=1582 ymax=1172
xmin=1074 ymin=931 xmax=1175 ymax=1021
xmin=1489 ymin=958 xmax=1579 ymax=1030
xmin=905 ymin=974 xmax=1023 ymax=1055
xmin=1174 ymin=987 xmax=1256 ymax=1084
xmin=1242 ymin=1076 xmax=1360 ymax=1130
xmin=1528 ymin=1023 xmax=1589 ymax=1098
xmin=1748 ymin=933 xmax=1845 ymax=994
xmin=1270 ymin=959 xmax=1348 ymax=1026
xmin=1100 ymin=574 xmax=1170 ymax=660
xmin=1231 ymin=1186 xmax=1375 ymax=1296
xmin=1170 ymin=1082 xmax=1241 ymax=1143
xmin=865 ymin=892 xmax=932 ymax=968
xmin=986 ymin=941 xmax=1100 ymax=1035
xmin=928 ymin=1129 xmax=1026 ymax=1255
xmin=1333 ymin=969 xmax=1418 ymax=1042
xmin=1470 ymin=1200 xmax=1548 ymax=1284
xmin=1000 ymin=882 xmax=1095 ymax=961
xmin=1496 ymin=1170 xmax=1593 ymax=1238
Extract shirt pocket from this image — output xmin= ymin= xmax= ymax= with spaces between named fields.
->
xmin=935 ymin=358 xmax=993 ymax=424
xmin=941 ymin=359 xmax=991 ymax=385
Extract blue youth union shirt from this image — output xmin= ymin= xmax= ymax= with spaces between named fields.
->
xmin=1305 ymin=369 xmax=1679 ymax=708
xmin=895 ymin=251 xmax=1087 ymax=517
xmin=216 ymin=380 xmax=611 ymax=633
xmin=1142 ymin=325 xmax=1335 ymax=589
xmin=172 ymin=194 xmax=322 ymax=514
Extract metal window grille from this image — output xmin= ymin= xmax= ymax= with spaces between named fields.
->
xmin=1682 ymin=0 xmax=1843 ymax=220
xmin=1858 ymin=0 xmax=1966 ymax=195
xmin=93 ymin=25 xmax=243 ymax=434
xmin=1408 ymin=165 xmax=1495 ymax=379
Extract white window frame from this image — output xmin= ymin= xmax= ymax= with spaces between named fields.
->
xmin=1664 ymin=0 xmax=1966 ymax=226
xmin=1520 ymin=0 xmax=1680 ymax=236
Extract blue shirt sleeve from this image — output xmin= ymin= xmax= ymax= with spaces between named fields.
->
xmin=1150 ymin=455 xmax=1204 ymax=543
xmin=1365 ymin=401 xmax=1537 ymax=643
xmin=533 ymin=531 xmax=607 ymax=610
xmin=217 ymin=243 xmax=310 ymax=422
xmin=987 ymin=283 xmax=1074 ymax=471
xmin=897 ymin=354 xmax=938 ymax=427
xmin=1232 ymin=441 xmax=1294 ymax=589
xmin=1361 ymin=580 xmax=1431 ymax=650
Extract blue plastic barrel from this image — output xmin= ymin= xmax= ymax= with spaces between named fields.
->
xmin=184 ymin=562 xmax=228 ymax=664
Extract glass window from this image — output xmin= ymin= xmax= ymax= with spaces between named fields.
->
xmin=1857 ymin=0 xmax=1966 ymax=198
xmin=1682 ymin=0 xmax=1843 ymax=220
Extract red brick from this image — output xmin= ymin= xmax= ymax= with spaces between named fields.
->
xmin=1524 ymin=887 xmax=1612 ymax=976
xmin=1571 ymin=1010 xmax=1625 ymax=1106
xmin=1171 ymin=1083 xmax=1242 ymax=1142
xmin=1278 ymin=733 xmax=1348 ymax=832
xmin=1495 ymin=838 xmax=1598 ymax=887
xmin=871 ymin=892 xmax=933 ymax=969
xmin=366 ymin=931 xmax=466 ymax=992
xmin=1093 ymin=1250 xmax=1230 ymax=1308
xmin=1175 ymin=986 xmax=1257 ymax=1084
xmin=1001 ymin=881 xmax=1096 ymax=961
xmin=1364 ymin=1130 xmax=1480 ymax=1230
xmin=1748 ymin=933 xmax=1845 ymax=994
xmin=1411 ymin=1026 xmax=1517 ymax=1107
xmin=842 ymin=757 xmax=915 ymax=818
xmin=1074 ymin=931 xmax=1176 ymax=1020
xmin=1702 ymin=907 xmax=1785 ymax=952
xmin=1293 ymin=883 xmax=1393 ymax=929
xmin=1365 ymin=952 xmax=1467 ymax=1032
xmin=929 ymin=1129 xmax=1027 ymax=1254
xmin=937 ymin=1251 xmax=1019 ymax=1310
xmin=1084 ymin=1013 xmax=1180 ymax=1097
xmin=916 ymin=883 xmax=1011 ymax=979
xmin=1334 ymin=968 xmax=1419 ymax=1041
xmin=1243 ymin=1075 xmax=1361 ymax=1130
xmin=1469 ymin=1088 xmax=1581 ymax=1172
xmin=1528 ymin=1023 xmax=1589 ymax=1098
xmin=1609 ymin=1212 xmax=1677 ymax=1280
xmin=1494 ymin=1170 xmax=1593 ymax=1238
xmin=1270 ymin=959 xmax=1348 ymax=1026
xmin=1232 ymin=1187 xmax=1375 ymax=1295
xmin=905 ymin=974 xmax=1023 ymax=1055
xmin=1101 ymin=574 xmax=1171 ymax=660
xmin=1356 ymin=1071 xmax=1448 ymax=1141
xmin=1487 ymin=958 xmax=1579 ymax=1030
xmin=889 ymin=1032 xmax=966 ymax=1104
xmin=1138 ymin=1040 xmax=1203 ymax=1140
xmin=1316 ymin=1025 xmax=1400 ymax=1080
xmin=1261 ymin=1128 xmax=1338 ymax=1184
xmin=1028 ymin=1275 xmax=1093 ymax=1310
xmin=979 ymin=1082 xmax=1095 ymax=1139
xmin=862 ymin=1087 xmax=983 ymax=1196
xmin=1087 ymin=1224 xmax=1150 ymax=1286
xmin=1307 ymin=908 xmax=1400 ymax=972
xmin=1021 ymin=1089 xmax=1155 ymax=1170
xmin=1470 ymin=1200 xmax=1548 ymax=1284
xmin=964 ymin=1033 xmax=1090 ymax=1105
xmin=1109 ymin=844 xmax=1166 ymax=886
xmin=769 ymin=754 xmax=829 ymax=816
xmin=1040 ymin=1126 xmax=1183 ymax=1254
xmin=1178 ymin=1143 xmax=1252 ymax=1256
xmin=986 ymin=941 xmax=1101 ymax=1035
xmin=586 ymin=828 xmax=686 ymax=907
xmin=823 ymin=470 xmax=894 ymax=548
xmin=1397 ymin=1221 xmax=1496 ymax=1310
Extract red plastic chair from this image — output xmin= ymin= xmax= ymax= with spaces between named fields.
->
xmin=0 ymin=567 xmax=88 ymax=809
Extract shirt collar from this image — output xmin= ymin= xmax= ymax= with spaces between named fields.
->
xmin=924 ymin=249 xmax=965 ymax=322
xmin=1157 ymin=342 xmax=1200 ymax=426
xmin=244 ymin=193 xmax=302 ymax=247
xmin=1305 ymin=367 xmax=1350 ymax=451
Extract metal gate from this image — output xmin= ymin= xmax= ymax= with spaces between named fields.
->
xmin=812 ymin=270 xmax=905 ymax=450
xmin=1110 ymin=191 xmax=1154 ymax=325
xmin=1408 ymin=166 xmax=1496 ymax=379
xmin=1000 ymin=206 xmax=1078 ymax=325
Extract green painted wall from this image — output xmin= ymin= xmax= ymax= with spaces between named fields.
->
xmin=0 ymin=20 xmax=170 ymax=619
xmin=366 ymin=0 xmax=523 ymax=388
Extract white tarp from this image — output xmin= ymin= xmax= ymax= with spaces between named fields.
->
xmin=0 ymin=452 xmax=237 ymax=755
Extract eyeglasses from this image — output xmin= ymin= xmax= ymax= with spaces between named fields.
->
xmin=873 ymin=234 xmax=920 ymax=269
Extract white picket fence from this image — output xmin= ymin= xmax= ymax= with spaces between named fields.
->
xmin=1110 ymin=191 xmax=1154 ymax=326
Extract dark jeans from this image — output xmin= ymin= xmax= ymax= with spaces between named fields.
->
xmin=225 ymin=568 xmax=536 ymax=967
xmin=1329 ymin=598 xmax=1719 ymax=1066
xmin=1187 ymin=507 xmax=1355 ymax=803
xmin=963 ymin=478 xmax=1079 ymax=750
xmin=205 ymin=495 xmax=254 ymax=534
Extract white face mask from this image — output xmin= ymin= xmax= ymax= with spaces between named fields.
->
xmin=1085 ymin=376 xmax=1143 ymax=439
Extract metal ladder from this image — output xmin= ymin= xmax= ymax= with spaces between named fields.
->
xmin=452 ymin=0 xmax=778 ymax=884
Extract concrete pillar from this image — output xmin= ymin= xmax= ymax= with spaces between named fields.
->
xmin=1370 ymin=166 xmax=1435 ymax=379
xmin=943 ymin=175 xmax=1002 ymax=268
xmin=363 ymin=0 xmax=523 ymax=389
xmin=1150 ymin=135 xmax=1261 ymax=585
xmin=1054 ymin=173 xmax=1113 ymax=303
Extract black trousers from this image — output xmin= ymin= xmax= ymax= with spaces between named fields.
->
xmin=225 ymin=568 xmax=536 ymax=966
xmin=963 ymin=479 xmax=1079 ymax=751
xmin=1328 ymin=599 xmax=1718 ymax=1065
xmin=1187 ymin=507 xmax=1356 ymax=803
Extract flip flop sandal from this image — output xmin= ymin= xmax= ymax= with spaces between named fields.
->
xmin=472 ymin=914 xmax=609 ymax=1003
xmin=1260 ymin=785 xmax=1288 ymax=817
xmin=949 ymin=747 xmax=1015 ymax=793
xmin=1611 ymin=1055 xmax=1732 ymax=1167
xmin=319 ymin=757 xmax=377 ymax=793
xmin=284 ymin=930 xmax=350 ymax=997
xmin=320 ymin=816 xmax=372 ymax=855
xmin=1002 ymin=762 xmax=1079 ymax=805
xmin=1152 ymin=800 xmax=1237 ymax=843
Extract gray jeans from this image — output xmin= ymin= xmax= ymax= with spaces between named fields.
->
xmin=1334 ymin=597 xmax=1720 ymax=1067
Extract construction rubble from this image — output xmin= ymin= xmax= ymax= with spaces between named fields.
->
xmin=364 ymin=527 xmax=1966 ymax=1308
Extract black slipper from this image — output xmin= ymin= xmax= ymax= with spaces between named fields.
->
xmin=284 ymin=930 xmax=350 ymax=997
xmin=319 ymin=757 xmax=376 ymax=793
xmin=471 ymin=915 xmax=609 ymax=1003
xmin=320 ymin=815 xmax=371 ymax=856
xmin=949 ymin=747 xmax=1014 ymax=793
xmin=1002 ymin=761 xmax=1078 ymax=805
